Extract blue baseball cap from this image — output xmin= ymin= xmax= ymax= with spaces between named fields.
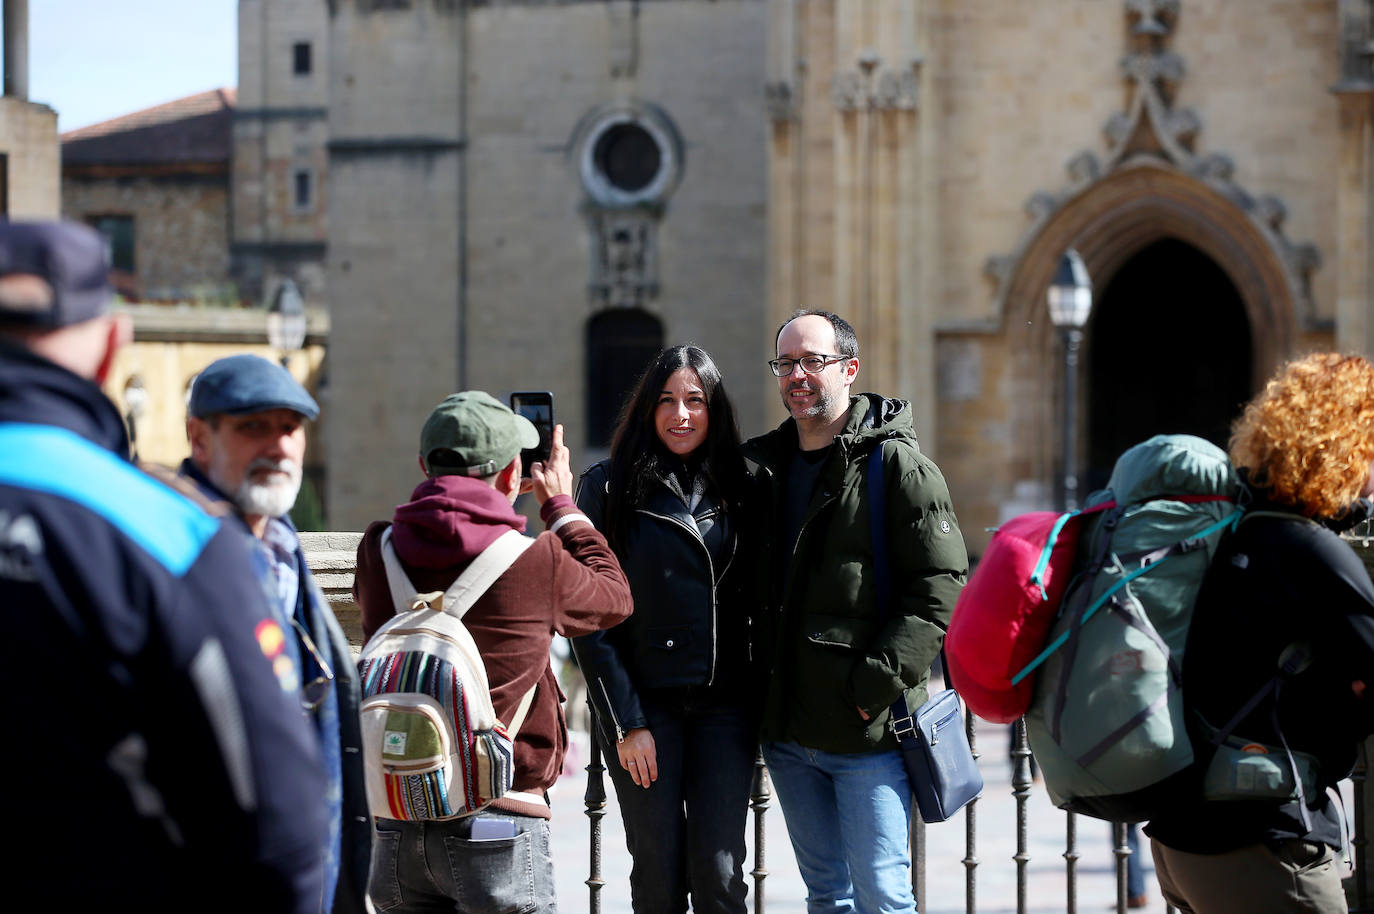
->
xmin=189 ymin=354 xmax=320 ymax=420
xmin=0 ymin=221 xmax=112 ymax=327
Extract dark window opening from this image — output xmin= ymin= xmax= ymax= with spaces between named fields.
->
xmin=88 ymin=215 xmax=136 ymax=275
xmin=293 ymin=42 xmax=312 ymax=76
xmin=294 ymin=170 xmax=312 ymax=209
xmin=1084 ymin=238 xmax=1253 ymax=493
xmin=586 ymin=309 xmax=664 ymax=447
xmin=593 ymin=123 xmax=662 ymax=193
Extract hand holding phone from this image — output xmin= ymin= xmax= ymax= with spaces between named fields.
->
xmin=528 ymin=424 xmax=572 ymax=504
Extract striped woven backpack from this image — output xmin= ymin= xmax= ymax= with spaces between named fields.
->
xmin=358 ymin=527 xmax=540 ymax=820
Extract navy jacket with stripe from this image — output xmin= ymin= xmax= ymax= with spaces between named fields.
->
xmin=0 ymin=341 xmax=329 ymax=912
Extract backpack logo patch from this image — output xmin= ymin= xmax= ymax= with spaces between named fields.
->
xmin=383 ymin=731 xmax=407 ymax=756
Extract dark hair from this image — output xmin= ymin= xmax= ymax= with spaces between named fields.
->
xmin=775 ymin=309 xmax=859 ymax=359
xmin=603 ymin=345 xmax=748 ymax=551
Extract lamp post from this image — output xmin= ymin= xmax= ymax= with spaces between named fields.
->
xmin=122 ymin=374 xmax=147 ymax=462
xmin=267 ymin=277 xmax=307 ymax=369
xmin=1047 ymin=249 xmax=1093 ymax=511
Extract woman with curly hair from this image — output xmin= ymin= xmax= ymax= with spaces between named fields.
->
xmin=571 ymin=344 xmax=757 ymax=914
xmin=1145 ymin=352 xmax=1374 ymax=914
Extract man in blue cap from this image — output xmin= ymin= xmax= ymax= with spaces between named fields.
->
xmin=0 ymin=222 xmax=330 ymax=910
xmin=183 ymin=353 xmax=371 ymax=914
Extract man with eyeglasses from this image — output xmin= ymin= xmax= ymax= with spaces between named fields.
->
xmin=182 ymin=354 xmax=371 ymax=914
xmin=0 ymin=222 xmax=328 ymax=911
xmin=743 ymin=309 xmax=968 ymax=914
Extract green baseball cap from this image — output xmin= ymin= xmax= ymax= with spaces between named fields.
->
xmin=420 ymin=391 xmax=539 ymax=477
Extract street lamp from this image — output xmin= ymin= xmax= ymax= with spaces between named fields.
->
xmin=1047 ymin=249 xmax=1092 ymax=511
xmin=267 ymin=278 xmax=307 ymax=368
xmin=122 ymin=374 xmax=147 ymax=461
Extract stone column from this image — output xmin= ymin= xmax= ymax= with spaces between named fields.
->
xmin=766 ymin=0 xmax=933 ymax=444
xmin=1333 ymin=0 xmax=1374 ymax=357
xmin=3 ymin=0 xmax=29 ymax=101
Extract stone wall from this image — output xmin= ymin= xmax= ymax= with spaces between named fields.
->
xmin=0 ymin=96 xmax=58 ymax=217
xmin=62 ymin=176 xmax=233 ymax=302
xmin=325 ymin=0 xmax=769 ymax=530
xmin=770 ymin=0 xmax=1351 ymax=553
xmin=233 ymin=0 xmax=331 ymax=303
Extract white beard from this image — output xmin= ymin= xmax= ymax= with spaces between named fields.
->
xmin=226 ymin=459 xmax=302 ymax=518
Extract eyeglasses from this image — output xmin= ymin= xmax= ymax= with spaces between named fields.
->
xmin=290 ymin=617 xmax=336 ymax=712
xmin=768 ymin=354 xmax=849 ymax=377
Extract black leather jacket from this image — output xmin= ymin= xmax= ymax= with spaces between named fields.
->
xmin=571 ymin=459 xmax=747 ymax=744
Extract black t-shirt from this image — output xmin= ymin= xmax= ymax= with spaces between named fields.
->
xmin=781 ymin=444 xmax=832 ymax=564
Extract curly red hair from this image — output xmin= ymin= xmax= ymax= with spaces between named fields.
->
xmin=1229 ymin=352 xmax=1374 ymax=518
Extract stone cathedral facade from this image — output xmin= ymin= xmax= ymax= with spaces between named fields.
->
xmin=241 ymin=0 xmax=1374 ymax=548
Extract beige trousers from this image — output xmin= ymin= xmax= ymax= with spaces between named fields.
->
xmin=1150 ymin=837 xmax=1347 ymax=914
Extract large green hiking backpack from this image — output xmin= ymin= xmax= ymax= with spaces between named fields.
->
xmin=1022 ymin=434 xmax=1243 ymax=822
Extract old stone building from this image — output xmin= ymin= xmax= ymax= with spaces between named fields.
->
xmin=322 ymin=0 xmax=770 ymax=527
xmin=315 ymin=0 xmax=1374 ymax=550
xmin=61 ymin=89 xmax=238 ymax=302
xmin=0 ymin=0 xmax=57 ymax=218
xmin=765 ymin=0 xmax=1374 ymax=548
xmin=234 ymin=0 xmax=330 ymax=304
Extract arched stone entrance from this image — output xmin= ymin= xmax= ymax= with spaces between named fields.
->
xmin=1084 ymin=238 xmax=1253 ymax=492
xmin=998 ymin=160 xmax=1297 ymax=507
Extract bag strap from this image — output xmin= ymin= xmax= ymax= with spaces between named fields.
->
xmin=1011 ymin=505 xmax=1243 ymax=687
xmin=378 ymin=526 xmax=542 ymax=746
xmin=867 ymin=442 xmax=891 ymax=616
xmin=379 ymin=527 xmax=533 ymax=619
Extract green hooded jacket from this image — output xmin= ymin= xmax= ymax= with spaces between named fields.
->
xmin=742 ymin=393 xmax=968 ymax=753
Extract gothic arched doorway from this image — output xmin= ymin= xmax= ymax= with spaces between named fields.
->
xmin=1083 ymin=238 xmax=1253 ymax=492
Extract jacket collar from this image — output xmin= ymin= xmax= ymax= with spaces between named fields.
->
xmin=0 ymin=339 xmax=131 ymax=456
xmin=743 ymin=393 xmax=916 ymax=472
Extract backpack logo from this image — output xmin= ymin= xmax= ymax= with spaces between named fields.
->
xmin=383 ymin=731 xmax=407 ymax=756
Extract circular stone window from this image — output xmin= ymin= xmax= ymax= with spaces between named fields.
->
xmin=575 ymin=103 xmax=683 ymax=208
xmin=593 ymin=123 xmax=662 ymax=193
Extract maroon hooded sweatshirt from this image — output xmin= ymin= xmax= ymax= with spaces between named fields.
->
xmin=354 ymin=476 xmax=632 ymax=819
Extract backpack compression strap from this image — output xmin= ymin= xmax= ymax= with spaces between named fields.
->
xmin=1010 ymin=498 xmax=1242 ymax=687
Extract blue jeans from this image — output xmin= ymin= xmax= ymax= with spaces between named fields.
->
xmin=762 ymin=740 xmax=915 ymax=914
xmin=368 ymin=813 xmax=556 ymax=913
xmin=599 ymin=692 xmax=756 ymax=914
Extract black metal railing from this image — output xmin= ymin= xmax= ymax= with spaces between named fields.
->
xmin=579 ymin=706 xmax=1373 ymax=914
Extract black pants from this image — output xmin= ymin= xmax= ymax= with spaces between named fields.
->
xmin=597 ymin=691 xmax=757 ymax=914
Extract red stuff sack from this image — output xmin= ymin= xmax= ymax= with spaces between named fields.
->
xmin=944 ymin=507 xmax=1105 ymax=723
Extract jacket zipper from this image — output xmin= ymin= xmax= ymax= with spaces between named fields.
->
xmin=596 ymin=677 xmax=626 ymax=742
xmin=636 ymin=506 xmax=731 ymax=686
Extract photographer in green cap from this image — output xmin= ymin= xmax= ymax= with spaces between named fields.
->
xmin=352 ymin=390 xmax=632 ymax=912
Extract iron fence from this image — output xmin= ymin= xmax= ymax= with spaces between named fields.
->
xmin=577 ymin=708 xmax=1373 ymax=914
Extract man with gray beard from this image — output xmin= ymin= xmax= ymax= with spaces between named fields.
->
xmin=182 ymin=353 xmax=371 ymax=914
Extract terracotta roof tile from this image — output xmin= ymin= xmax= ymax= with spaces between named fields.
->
xmin=61 ymin=88 xmax=236 ymax=167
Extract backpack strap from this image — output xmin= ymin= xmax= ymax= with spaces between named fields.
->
xmin=379 ymin=527 xmax=534 ymax=619
xmin=867 ymin=442 xmax=891 ymax=614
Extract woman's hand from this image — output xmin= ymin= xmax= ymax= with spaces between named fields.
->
xmin=617 ymin=728 xmax=658 ymax=789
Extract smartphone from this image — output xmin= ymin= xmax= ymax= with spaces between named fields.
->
xmin=469 ymin=815 xmax=518 ymax=840
xmin=509 ymin=391 xmax=554 ymax=476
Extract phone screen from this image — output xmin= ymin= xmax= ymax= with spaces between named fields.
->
xmin=509 ymin=391 xmax=554 ymax=476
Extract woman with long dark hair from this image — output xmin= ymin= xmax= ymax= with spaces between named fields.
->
xmin=572 ymin=344 xmax=756 ymax=914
